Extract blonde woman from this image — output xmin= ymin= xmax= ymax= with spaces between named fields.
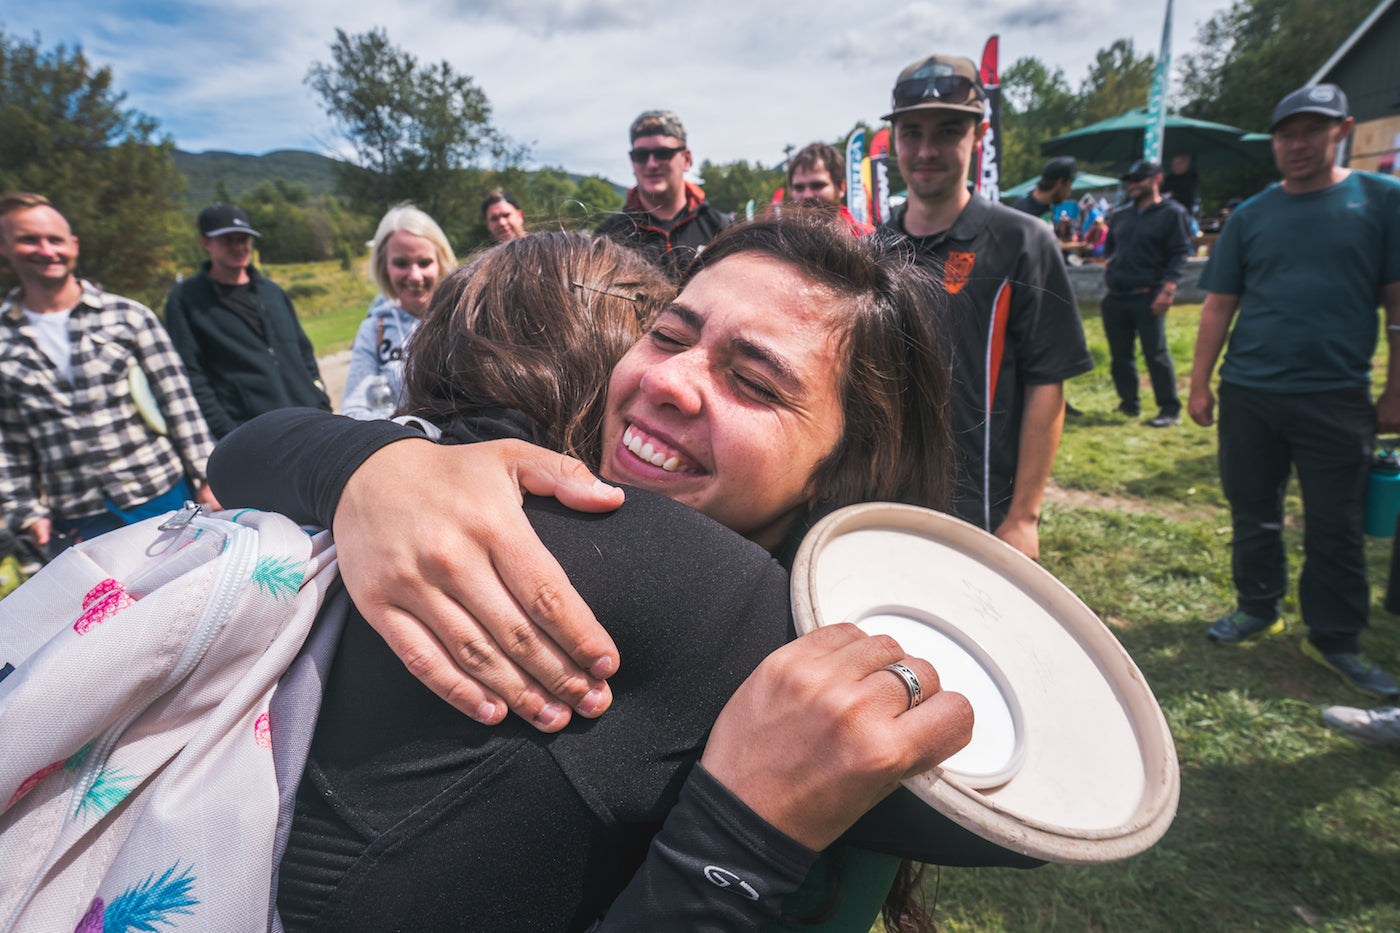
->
xmin=341 ymin=204 xmax=457 ymax=419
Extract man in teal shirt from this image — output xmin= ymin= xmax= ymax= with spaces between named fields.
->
xmin=1188 ymin=84 xmax=1400 ymax=698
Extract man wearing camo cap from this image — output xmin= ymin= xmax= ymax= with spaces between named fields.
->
xmin=594 ymin=110 xmax=729 ymax=279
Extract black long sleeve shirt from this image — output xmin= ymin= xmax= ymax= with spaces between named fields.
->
xmin=1103 ymin=199 xmax=1192 ymax=294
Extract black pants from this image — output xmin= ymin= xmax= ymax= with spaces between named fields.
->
xmin=1217 ymin=383 xmax=1373 ymax=653
xmin=1101 ymin=291 xmax=1180 ymax=416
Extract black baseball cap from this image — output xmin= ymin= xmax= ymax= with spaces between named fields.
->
xmin=1270 ymin=84 xmax=1349 ymax=131
xmin=1042 ymin=157 xmax=1077 ymax=184
xmin=198 ymin=204 xmax=260 ymax=238
xmin=1122 ymin=160 xmax=1161 ymax=181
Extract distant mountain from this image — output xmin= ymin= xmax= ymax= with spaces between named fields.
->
xmin=173 ymin=149 xmax=343 ymax=207
xmin=173 ymin=149 xmax=628 ymax=208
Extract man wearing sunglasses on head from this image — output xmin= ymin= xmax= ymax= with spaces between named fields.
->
xmin=595 ymin=110 xmax=730 ymax=280
xmin=883 ymin=55 xmax=1092 ymax=562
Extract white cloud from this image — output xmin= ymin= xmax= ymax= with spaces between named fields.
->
xmin=9 ymin=0 xmax=1237 ymax=184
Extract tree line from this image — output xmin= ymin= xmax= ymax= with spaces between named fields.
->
xmin=998 ymin=0 xmax=1375 ymax=210
xmin=0 ymin=0 xmax=1379 ymax=303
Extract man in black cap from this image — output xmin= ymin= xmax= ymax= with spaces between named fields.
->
xmin=1009 ymin=157 xmax=1077 ymax=220
xmin=882 ymin=54 xmax=1093 ymax=560
xmin=1101 ymin=159 xmax=1191 ymax=427
xmin=164 ymin=204 xmax=330 ymax=439
xmin=594 ymin=110 xmax=729 ymax=279
xmin=1189 ymin=83 xmax=1400 ymax=698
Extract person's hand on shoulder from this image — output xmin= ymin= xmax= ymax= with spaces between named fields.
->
xmin=700 ymin=623 xmax=972 ymax=851
xmin=334 ymin=437 xmax=626 ymax=731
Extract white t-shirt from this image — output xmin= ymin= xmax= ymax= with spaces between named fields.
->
xmin=23 ymin=307 xmax=75 ymax=382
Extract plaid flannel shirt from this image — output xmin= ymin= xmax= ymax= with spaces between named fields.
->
xmin=0 ymin=280 xmax=215 ymax=528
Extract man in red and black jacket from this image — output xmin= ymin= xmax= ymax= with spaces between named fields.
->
xmin=595 ymin=110 xmax=729 ymax=280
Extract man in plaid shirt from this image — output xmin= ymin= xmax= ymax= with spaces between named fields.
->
xmin=0 ymin=193 xmax=218 ymax=550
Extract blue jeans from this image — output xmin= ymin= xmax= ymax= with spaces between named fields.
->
xmin=61 ymin=478 xmax=194 ymax=543
xmin=1101 ymin=291 xmax=1180 ymax=416
xmin=1218 ymin=383 xmax=1373 ymax=653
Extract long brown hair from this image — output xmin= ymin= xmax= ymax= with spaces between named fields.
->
xmin=683 ymin=214 xmax=953 ymax=512
xmin=401 ymin=232 xmax=674 ymax=467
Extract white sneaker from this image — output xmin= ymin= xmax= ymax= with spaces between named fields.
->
xmin=1321 ymin=705 xmax=1400 ymax=746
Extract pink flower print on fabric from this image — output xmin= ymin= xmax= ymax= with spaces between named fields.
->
xmin=74 ymin=897 xmax=104 ymax=933
xmin=254 ymin=712 xmax=272 ymax=749
xmin=5 ymin=759 xmax=66 ymax=811
xmin=75 ymin=579 xmax=134 ymax=634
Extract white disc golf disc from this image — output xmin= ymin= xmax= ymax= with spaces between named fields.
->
xmin=790 ymin=502 xmax=1179 ymax=863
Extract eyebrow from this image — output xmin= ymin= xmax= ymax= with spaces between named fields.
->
xmin=662 ymin=302 xmax=803 ymax=390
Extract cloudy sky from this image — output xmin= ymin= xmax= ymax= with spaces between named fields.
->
xmin=9 ymin=0 xmax=1239 ymax=186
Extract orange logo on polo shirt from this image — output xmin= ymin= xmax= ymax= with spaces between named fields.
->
xmin=943 ymin=251 xmax=976 ymax=295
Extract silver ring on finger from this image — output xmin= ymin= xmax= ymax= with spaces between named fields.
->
xmin=884 ymin=662 xmax=922 ymax=711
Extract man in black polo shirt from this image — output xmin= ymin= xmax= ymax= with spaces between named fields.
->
xmin=1102 ymin=160 xmax=1192 ymax=427
xmin=882 ymin=54 xmax=1093 ymax=560
xmin=594 ymin=110 xmax=729 ymax=280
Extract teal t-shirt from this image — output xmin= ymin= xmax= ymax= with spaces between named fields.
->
xmin=1199 ymin=171 xmax=1400 ymax=393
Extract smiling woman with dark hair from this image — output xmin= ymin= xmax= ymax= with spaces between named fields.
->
xmin=211 ymin=216 xmax=1028 ymax=933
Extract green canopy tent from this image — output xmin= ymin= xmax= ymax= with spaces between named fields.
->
xmin=999 ymin=171 xmax=1121 ymax=201
xmin=1040 ymin=108 xmax=1268 ymax=173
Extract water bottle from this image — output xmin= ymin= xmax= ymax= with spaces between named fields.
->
xmin=1365 ymin=445 xmax=1400 ymax=537
xmin=364 ymin=374 xmax=396 ymax=420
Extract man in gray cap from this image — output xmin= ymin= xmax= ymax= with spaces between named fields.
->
xmin=1009 ymin=156 xmax=1077 ymax=220
xmin=882 ymin=54 xmax=1092 ymax=560
xmin=594 ymin=110 xmax=729 ymax=279
xmin=164 ymin=204 xmax=330 ymax=439
xmin=1189 ymin=83 xmax=1400 ymax=699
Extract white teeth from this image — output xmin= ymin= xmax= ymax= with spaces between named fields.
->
xmin=623 ymin=424 xmax=689 ymax=473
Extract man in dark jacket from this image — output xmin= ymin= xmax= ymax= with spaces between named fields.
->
xmin=1102 ymin=160 xmax=1192 ymax=427
xmin=164 ymin=205 xmax=331 ymax=439
xmin=595 ymin=111 xmax=729 ymax=279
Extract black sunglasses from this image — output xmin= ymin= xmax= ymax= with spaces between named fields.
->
xmin=629 ymin=145 xmax=687 ymax=164
xmin=892 ymin=74 xmax=979 ymax=110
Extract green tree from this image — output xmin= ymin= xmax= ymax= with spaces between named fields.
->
xmin=232 ymin=179 xmax=371 ymax=265
xmin=1180 ymin=0 xmax=1373 ymax=131
xmin=0 ymin=29 xmax=186 ymax=307
xmin=697 ymin=159 xmax=785 ymax=214
xmin=1076 ymin=39 xmax=1156 ymax=125
xmin=575 ymin=176 xmax=623 ymax=221
xmin=305 ymin=27 xmax=505 ymax=230
xmin=1000 ymin=58 xmax=1079 ymax=185
xmin=1179 ymin=0 xmax=1373 ymax=208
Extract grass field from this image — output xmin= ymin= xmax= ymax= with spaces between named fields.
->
xmin=917 ymin=302 xmax=1400 ymax=933
xmin=263 ymin=256 xmax=380 ymax=355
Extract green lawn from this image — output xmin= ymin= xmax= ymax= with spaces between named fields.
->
xmin=263 ymin=256 xmax=380 ymax=355
xmin=916 ymin=302 xmax=1400 ymax=932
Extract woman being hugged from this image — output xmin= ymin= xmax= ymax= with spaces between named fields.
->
xmin=340 ymin=204 xmax=457 ymax=419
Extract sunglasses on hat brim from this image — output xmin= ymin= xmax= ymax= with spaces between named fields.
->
xmin=892 ymin=74 xmax=981 ymax=111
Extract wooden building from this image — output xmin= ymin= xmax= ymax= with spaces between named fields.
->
xmin=1310 ymin=0 xmax=1400 ymax=173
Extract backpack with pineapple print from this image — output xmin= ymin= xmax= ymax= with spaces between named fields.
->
xmin=0 ymin=503 xmax=344 ymax=933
